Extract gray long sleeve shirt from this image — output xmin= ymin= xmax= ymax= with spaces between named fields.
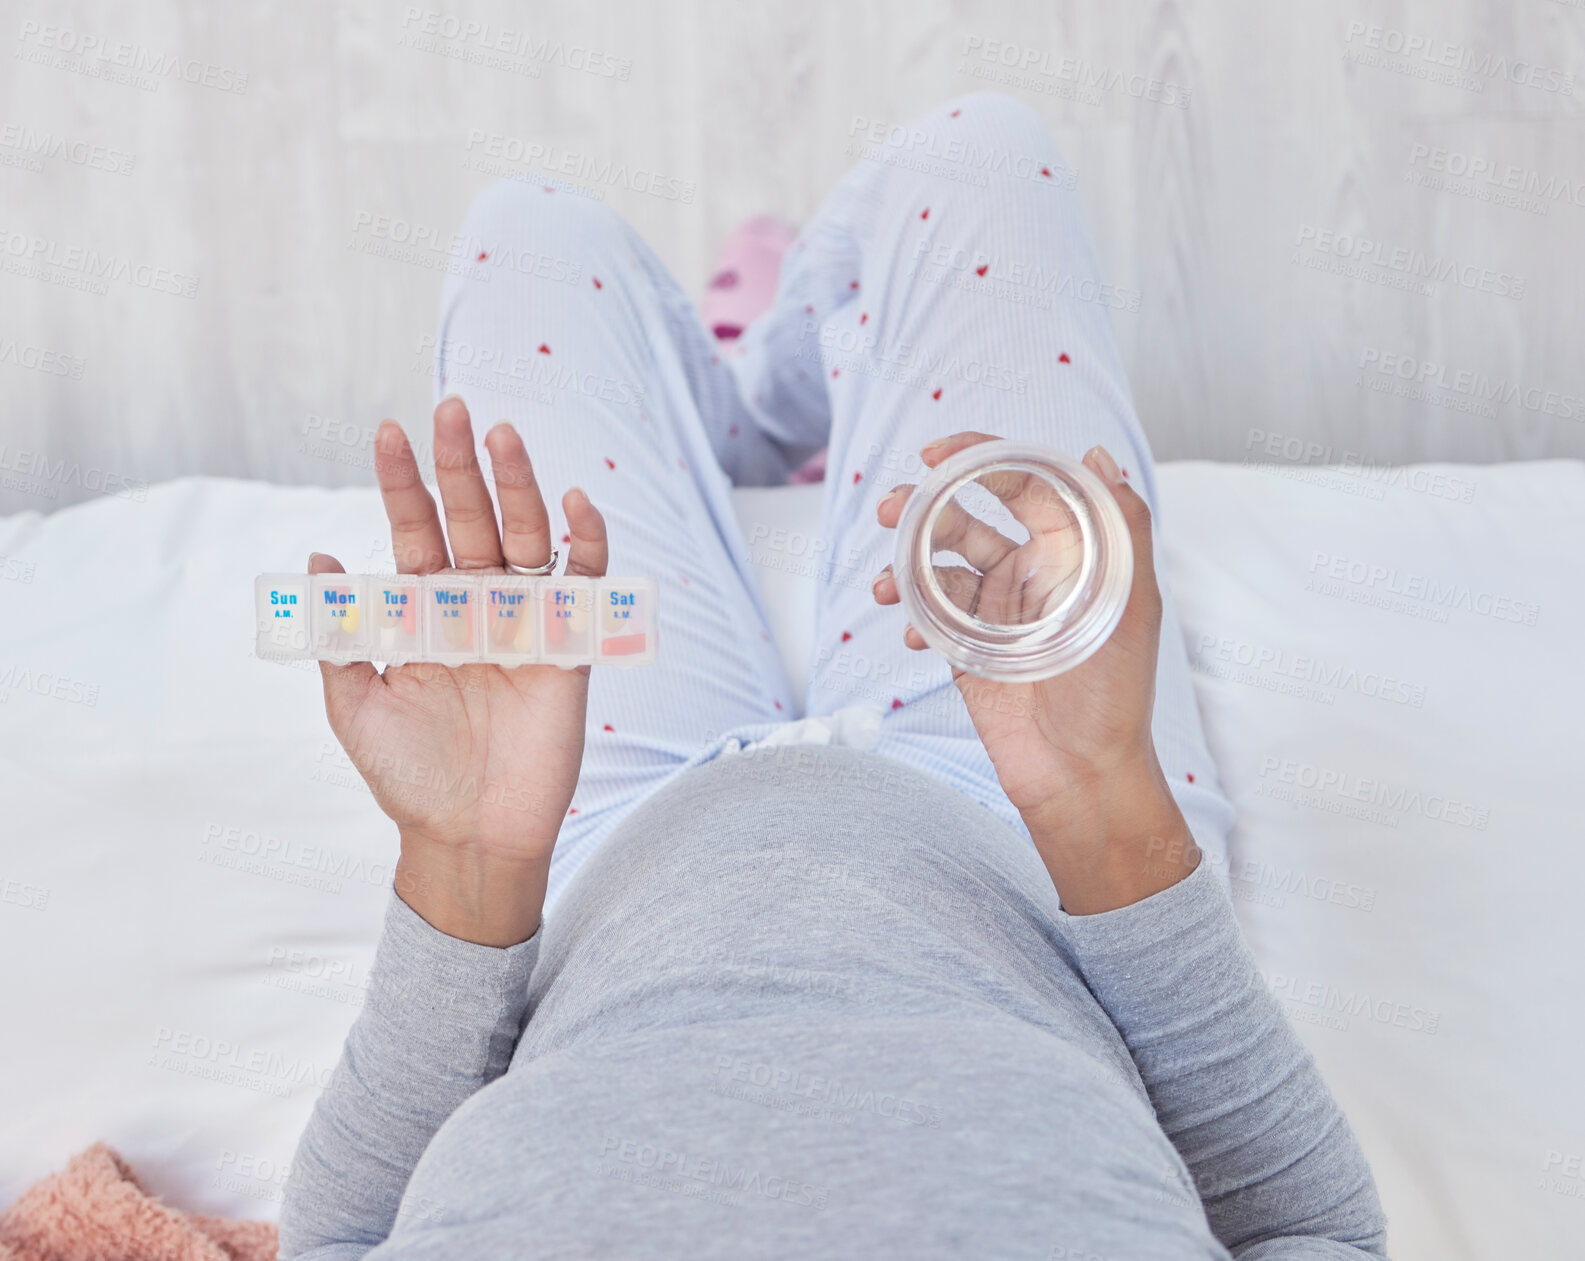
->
xmin=279 ymin=744 xmax=1387 ymax=1260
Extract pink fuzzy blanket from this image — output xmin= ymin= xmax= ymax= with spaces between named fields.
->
xmin=0 ymin=1145 xmax=275 ymax=1261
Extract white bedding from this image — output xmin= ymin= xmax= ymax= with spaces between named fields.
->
xmin=0 ymin=463 xmax=1581 ymax=1258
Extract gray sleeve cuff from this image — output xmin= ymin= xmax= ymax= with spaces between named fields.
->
xmin=1052 ymin=854 xmax=1258 ymax=1061
xmin=363 ymin=891 xmax=542 ymax=1074
xmin=1053 ymin=850 xmax=1230 ymax=964
xmin=380 ymin=889 xmax=542 ymax=991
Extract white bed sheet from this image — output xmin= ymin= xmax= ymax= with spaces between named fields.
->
xmin=0 ymin=463 xmax=1581 ymax=1258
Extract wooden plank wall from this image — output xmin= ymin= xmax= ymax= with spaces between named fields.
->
xmin=2 ymin=0 xmax=1580 ymax=513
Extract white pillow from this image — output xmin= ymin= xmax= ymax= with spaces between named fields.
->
xmin=1156 ymin=459 xmax=1585 ymax=1261
xmin=0 ymin=480 xmax=397 ymax=1217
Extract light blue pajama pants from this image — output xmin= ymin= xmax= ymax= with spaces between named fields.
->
xmin=434 ymin=92 xmax=1235 ymax=907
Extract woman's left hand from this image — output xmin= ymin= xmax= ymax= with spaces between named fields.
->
xmin=872 ymin=430 xmax=1199 ymax=913
xmin=312 ymin=398 xmax=605 ymax=945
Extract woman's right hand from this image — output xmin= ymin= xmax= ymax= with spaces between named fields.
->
xmin=310 ymin=396 xmax=607 ymax=946
xmin=873 ymin=432 xmax=1196 ymax=914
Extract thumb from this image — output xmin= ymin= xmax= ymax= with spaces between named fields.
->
xmin=1081 ymin=446 xmax=1161 ymax=624
xmin=308 ymin=552 xmax=380 ymax=731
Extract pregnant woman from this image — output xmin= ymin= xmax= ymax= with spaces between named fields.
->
xmin=280 ymin=94 xmax=1386 ymax=1259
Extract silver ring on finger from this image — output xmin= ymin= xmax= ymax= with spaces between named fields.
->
xmin=505 ymin=548 xmax=558 ymax=577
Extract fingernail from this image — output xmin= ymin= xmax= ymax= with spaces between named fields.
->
xmin=1087 ymin=445 xmax=1123 ymax=485
xmin=920 ymin=439 xmax=945 ymax=458
xmin=440 ymin=392 xmax=464 ymax=404
xmin=567 ymin=486 xmax=587 ymax=505
xmin=873 ymin=564 xmax=893 ymax=589
xmin=880 ymin=486 xmax=904 ymax=509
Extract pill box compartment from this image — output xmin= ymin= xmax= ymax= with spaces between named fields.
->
xmin=482 ymin=575 xmax=538 ymax=665
xmin=596 ymin=578 xmax=658 ymax=666
xmin=424 ymin=574 xmax=483 ymax=664
xmin=370 ymin=574 xmax=424 ymax=665
xmin=540 ymin=578 xmax=594 ymax=666
xmin=255 ymin=574 xmax=313 ymax=660
xmin=311 ymin=573 xmax=372 ymax=664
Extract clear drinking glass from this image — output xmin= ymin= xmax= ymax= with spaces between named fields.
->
xmin=892 ymin=440 xmax=1133 ymax=682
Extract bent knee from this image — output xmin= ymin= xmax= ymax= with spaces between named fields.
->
xmin=953 ymin=91 xmax=1047 ymax=135
xmin=457 ymin=178 xmax=628 ymax=267
xmin=930 ymin=91 xmax=1073 ymax=182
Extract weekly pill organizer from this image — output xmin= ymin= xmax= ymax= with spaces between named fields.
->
xmin=255 ymin=573 xmax=658 ymax=667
